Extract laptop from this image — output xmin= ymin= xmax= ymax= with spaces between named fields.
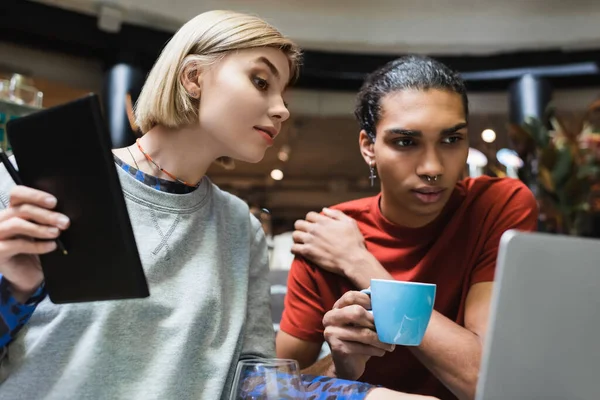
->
xmin=476 ymin=230 xmax=600 ymax=400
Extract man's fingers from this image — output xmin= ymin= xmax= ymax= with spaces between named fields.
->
xmin=325 ymin=325 xmax=395 ymax=354
xmin=333 ymin=291 xmax=372 ymax=310
xmin=329 ymin=337 xmax=386 ymax=358
xmin=322 ymin=207 xmax=348 ymax=220
xmin=290 ymin=243 xmax=308 ymax=256
xmin=324 ymin=304 xmax=375 ymax=329
xmin=291 ymin=230 xmax=308 ymax=244
xmin=293 ymin=219 xmax=312 ymax=233
xmin=305 ymin=211 xmax=329 ymax=223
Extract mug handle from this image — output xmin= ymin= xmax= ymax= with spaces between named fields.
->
xmin=360 ymin=288 xmax=372 ymax=312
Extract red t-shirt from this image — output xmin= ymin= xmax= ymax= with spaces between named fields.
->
xmin=280 ymin=176 xmax=538 ymax=399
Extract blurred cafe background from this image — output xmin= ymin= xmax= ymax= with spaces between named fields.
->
xmin=1 ymin=0 xmax=600 ymax=276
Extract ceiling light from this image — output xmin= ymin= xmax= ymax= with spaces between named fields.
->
xmin=481 ymin=129 xmax=496 ymax=143
xmin=270 ymin=169 xmax=284 ymax=181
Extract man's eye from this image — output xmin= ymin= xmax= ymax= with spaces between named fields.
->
xmin=395 ymin=138 xmax=415 ymax=147
xmin=442 ymin=136 xmax=463 ymax=145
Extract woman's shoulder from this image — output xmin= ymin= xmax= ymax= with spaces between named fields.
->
xmin=208 ymin=180 xmax=256 ymax=226
xmin=209 ymin=181 xmax=248 ymax=211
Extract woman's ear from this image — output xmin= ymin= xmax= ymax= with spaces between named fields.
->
xmin=359 ymin=130 xmax=376 ymax=165
xmin=181 ymin=62 xmax=202 ymax=98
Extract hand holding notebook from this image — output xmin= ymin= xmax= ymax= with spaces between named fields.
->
xmin=4 ymin=94 xmax=149 ymax=304
xmin=0 ymin=151 xmax=70 ymax=302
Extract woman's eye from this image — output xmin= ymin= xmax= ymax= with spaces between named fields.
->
xmin=253 ymin=77 xmax=269 ymax=91
xmin=395 ymin=138 xmax=415 ymax=147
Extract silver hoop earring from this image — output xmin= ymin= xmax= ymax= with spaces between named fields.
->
xmin=369 ymin=161 xmax=377 ymax=187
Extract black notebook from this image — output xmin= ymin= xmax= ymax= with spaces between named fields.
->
xmin=6 ymin=94 xmax=149 ymax=304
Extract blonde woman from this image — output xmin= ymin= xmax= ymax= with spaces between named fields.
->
xmin=0 ymin=10 xmax=436 ymax=400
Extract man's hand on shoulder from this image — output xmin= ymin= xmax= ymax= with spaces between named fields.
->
xmin=291 ymin=208 xmax=367 ymax=277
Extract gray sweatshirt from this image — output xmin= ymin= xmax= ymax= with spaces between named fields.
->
xmin=0 ymin=163 xmax=275 ymax=400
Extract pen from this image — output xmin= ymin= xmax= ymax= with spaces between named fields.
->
xmin=0 ymin=148 xmax=68 ymax=255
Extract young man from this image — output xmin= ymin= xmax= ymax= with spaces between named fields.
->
xmin=276 ymin=55 xmax=538 ymax=400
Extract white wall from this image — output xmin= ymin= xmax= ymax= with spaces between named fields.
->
xmin=33 ymin=0 xmax=600 ymax=55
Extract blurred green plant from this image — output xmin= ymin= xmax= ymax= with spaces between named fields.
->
xmin=508 ymin=98 xmax=600 ymax=235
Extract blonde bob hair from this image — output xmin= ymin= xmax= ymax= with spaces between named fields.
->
xmin=135 ymin=10 xmax=301 ymax=137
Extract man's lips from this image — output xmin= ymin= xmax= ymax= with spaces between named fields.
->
xmin=411 ymin=187 xmax=446 ymax=204
xmin=413 ymin=186 xmax=445 ymax=194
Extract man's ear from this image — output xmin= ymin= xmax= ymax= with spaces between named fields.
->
xmin=359 ymin=130 xmax=375 ymax=165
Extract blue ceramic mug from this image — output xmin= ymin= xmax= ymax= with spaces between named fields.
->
xmin=361 ymin=279 xmax=436 ymax=346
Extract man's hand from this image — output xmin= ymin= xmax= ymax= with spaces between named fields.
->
xmin=323 ymin=290 xmax=395 ymax=380
xmin=291 ymin=208 xmax=366 ymax=277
